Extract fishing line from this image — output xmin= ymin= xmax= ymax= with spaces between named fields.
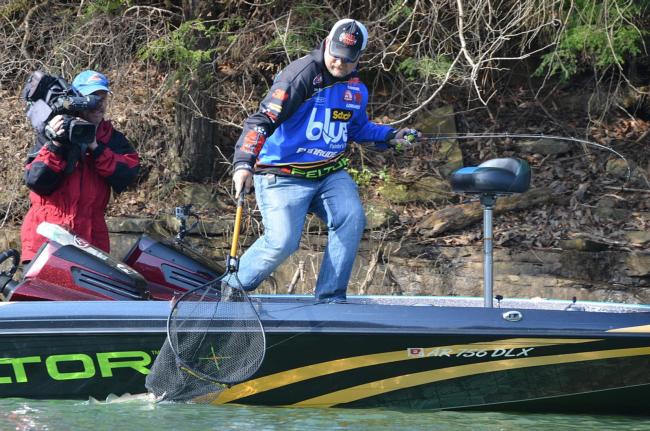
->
xmin=417 ymin=133 xmax=631 ymax=182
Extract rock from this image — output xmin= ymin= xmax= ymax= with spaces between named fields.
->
xmin=413 ymin=105 xmax=463 ymax=176
xmin=415 ymin=105 xmax=456 ymax=135
xmin=377 ymin=183 xmax=409 ymax=203
xmin=555 ymin=90 xmax=608 ymax=114
xmin=597 ymin=196 xmax=617 ymax=208
xmin=593 ymin=198 xmax=649 ymax=223
xmin=0 ymin=227 xmax=21 ymax=254
xmin=109 ymin=233 xmax=141 ymax=260
xmin=365 ymin=202 xmax=398 ymax=229
xmin=182 ymin=183 xmax=229 ymax=212
xmin=437 ymin=139 xmax=464 ymax=177
xmin=559 ymin=238 xmax=609 ymax=252
xmin=515 ymin=139 xmax=571 ymax=155
xmin=198 ymin=218 xmax=234 ymax=236
xmin=606 ymin=158 xmax=631 ymax=180
xmin=625 ymin=231 xmax=650 ymax=246
xmin=379 ymin=177 xmax=451 ymax=204
xmin=159 ymin=214 xmax=231 ymax=237
xmin=624 ymin=253 xmax=650 ymax=277
xmin=594 ymin=205 xmax=629 ymax=220
xmin=106 ymin=217 xmax=152 ymax=233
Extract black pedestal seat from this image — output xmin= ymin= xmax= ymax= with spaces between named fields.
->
xmin=449 ymin=158 xmax=531 ymax=308
xmin=450 ymin=158 xmax=531 ymax=195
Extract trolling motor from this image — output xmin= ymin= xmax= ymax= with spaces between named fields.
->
xmin=450 ymin=158 xmax=531 ymax=308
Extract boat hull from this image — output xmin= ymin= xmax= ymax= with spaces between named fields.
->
xmin=2 ymin=297 xmax=650 ymax=414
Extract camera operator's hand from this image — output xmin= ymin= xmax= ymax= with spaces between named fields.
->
xmin=233 ymin=166 xmax=253 ymax=198
xmin=44 ymin=115 xmax=65 ymax=147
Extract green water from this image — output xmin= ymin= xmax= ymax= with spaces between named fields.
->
xmin=1 ymin=397 xmax=650 ymax=431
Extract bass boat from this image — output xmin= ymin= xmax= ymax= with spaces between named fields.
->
xmin=1 ymin=157 xmax=650 ymax=415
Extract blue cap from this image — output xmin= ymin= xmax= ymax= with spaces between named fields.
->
xmin=72 ymin=70 xmax=110 ymax=96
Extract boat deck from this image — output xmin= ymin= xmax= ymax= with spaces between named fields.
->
xmin=257 ymin=294 xmax=650 ymax=313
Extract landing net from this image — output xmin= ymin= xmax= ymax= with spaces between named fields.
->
xmin=146 ymin=279 xmax=266 ymax=401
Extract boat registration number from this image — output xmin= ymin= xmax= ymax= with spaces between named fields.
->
xmin=408 ymin=347 xmax=534 ymax=358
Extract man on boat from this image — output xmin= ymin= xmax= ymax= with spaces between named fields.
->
xmin=229 ymin=19 xmax=418 ymax=303
xmin=20 ymin=70 xmax=140 ymax=263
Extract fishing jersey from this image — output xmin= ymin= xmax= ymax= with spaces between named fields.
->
xmin=233 ymin=42 xmax=394 ymax=178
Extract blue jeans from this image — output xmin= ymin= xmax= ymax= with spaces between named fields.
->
xmin=231 ymin=169 xmax=365 ymax=302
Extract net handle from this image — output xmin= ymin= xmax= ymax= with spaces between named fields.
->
xmin=229 ymin=193 xmax=245 ymax=259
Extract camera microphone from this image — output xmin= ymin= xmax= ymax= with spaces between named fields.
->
xmin=50 ymin=94 xmax=102 ymax=112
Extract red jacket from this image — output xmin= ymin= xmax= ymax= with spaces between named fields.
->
xmin=20 ymin=120 xmax=140 ymax=262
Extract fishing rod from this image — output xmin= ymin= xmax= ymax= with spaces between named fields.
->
xmin=407 ymin=132 xmax=632 ymax=182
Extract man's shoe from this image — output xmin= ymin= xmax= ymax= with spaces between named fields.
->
xmin=315 ymin=297 xmax=347 ymax=304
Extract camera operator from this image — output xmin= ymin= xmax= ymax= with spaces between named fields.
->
xmin=20 ymin=70 xmax=140 ymax=263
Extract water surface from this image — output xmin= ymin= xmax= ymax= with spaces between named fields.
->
xmin=2 ymin=396 xmax=650 ymax=431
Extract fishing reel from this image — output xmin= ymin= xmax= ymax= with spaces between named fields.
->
xmin=391 ymin=128 xmax=420 ymax=152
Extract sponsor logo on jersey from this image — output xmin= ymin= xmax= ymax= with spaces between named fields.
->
xmin=305 ymin=108 xmax=348 ymax=145
xmin=345 ymin=103 xmax=361 ymax=110
xmin=331 ymin=109 xmax=352 ymax=122
xmin=343 ymin=90 xmax=353 ymax=102
xmin=242 ymin=130 xmax=266 ymax=154
xmin=289 ymin=157 xmax=349 ymax=179
xmin=296 ymin=147 xmax=338 ymax=158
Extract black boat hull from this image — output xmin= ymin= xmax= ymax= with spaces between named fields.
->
xmin=2 ymin=297 xmax=650 ymax=414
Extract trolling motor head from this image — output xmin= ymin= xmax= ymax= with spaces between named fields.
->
xmin=450 ymin=158 xmax=531 ymax=308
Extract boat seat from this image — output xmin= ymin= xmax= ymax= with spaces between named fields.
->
xmin=450 ymin=158 xmax=531 ymax=195
xmin=449 ymin=157 xmax=531 ymax=308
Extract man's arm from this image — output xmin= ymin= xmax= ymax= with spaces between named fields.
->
xmin=233 ymin=79 xmax=309 ymax=170
xmin=92 ymin=130 xmax=140 ymax=194
xmin=347 ymin=95 xmax=420 ymax=150
xmin=23 ymin=134 xmax=68 ymax=195
xmin=232 ymin=60 xmax=313 ymax=195
xmin=347 ymin=106 xmax=395 ymax=149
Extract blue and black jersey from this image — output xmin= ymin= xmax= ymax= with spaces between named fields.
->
xmin=234 ymin=42 xmax=394 ymax=178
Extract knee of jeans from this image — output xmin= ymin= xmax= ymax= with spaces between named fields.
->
xmin=265 ymin=230 xmax=301 ymax=258
xmin=341 ymin=202 xmax=366 ymax=232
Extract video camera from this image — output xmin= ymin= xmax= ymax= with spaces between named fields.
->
xmin=22 ymin=70 xmax=101 ymax=148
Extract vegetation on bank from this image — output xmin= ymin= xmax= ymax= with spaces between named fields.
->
xmin=0 ymin=0 xmax=648 ymax=252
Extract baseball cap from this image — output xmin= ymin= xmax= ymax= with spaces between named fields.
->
xmin=72 ymin=70 xmax=110 ymax=96
xmin=327 ymin=19 xmax=368 ymax=63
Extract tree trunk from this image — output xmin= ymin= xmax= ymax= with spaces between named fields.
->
xmin=172 ymin=0 xmax=228 ymax=181
xmin=174 ymin=79 xmax=225 ymax=181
